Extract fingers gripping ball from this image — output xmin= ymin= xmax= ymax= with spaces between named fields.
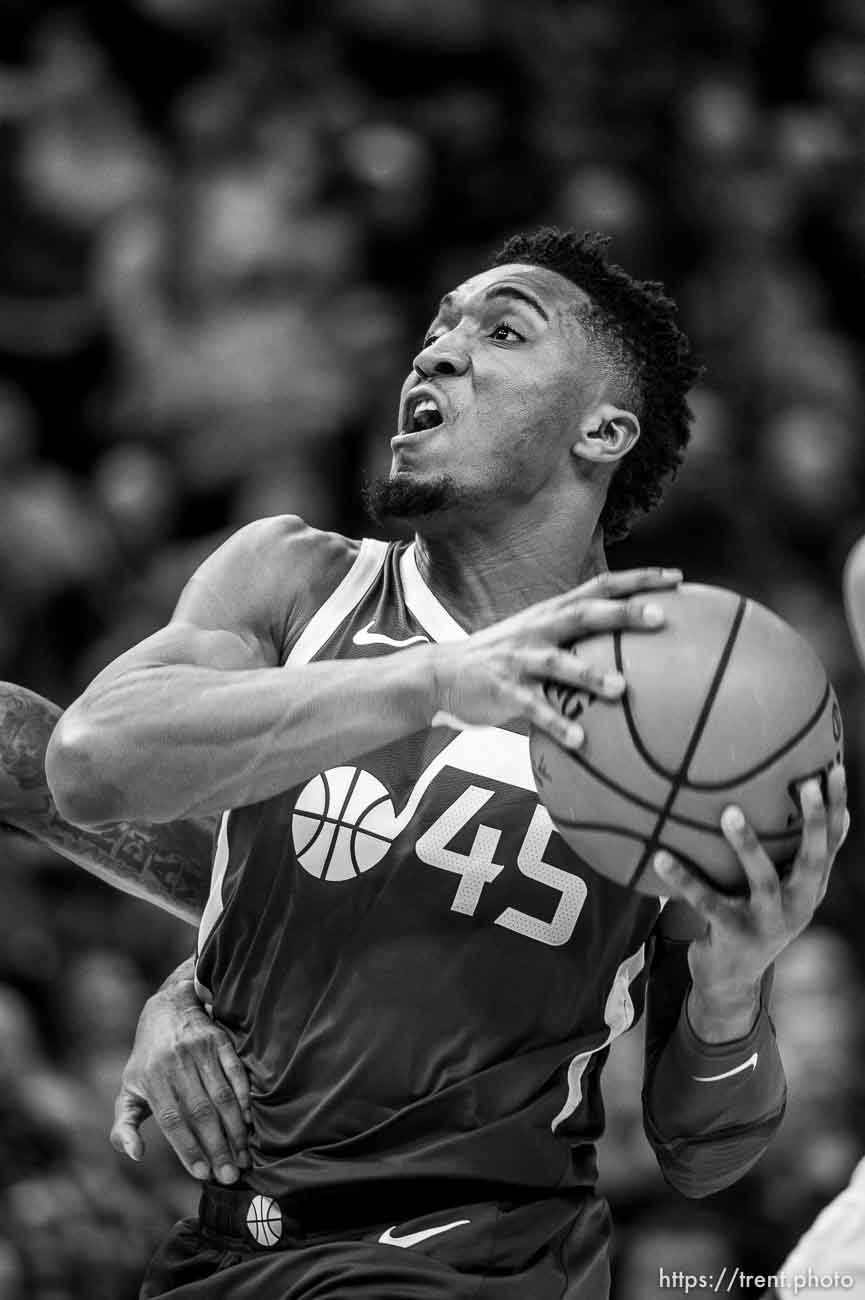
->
xmin=531 ymin=584 xmax=844 ymax=897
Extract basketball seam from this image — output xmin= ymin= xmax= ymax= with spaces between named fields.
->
xmin=680 ymin=683 xmax=832 ymax=790
xmin=626 ymin=597 xmax=748 ymax=890
xmin=616 ymin=629 xmax=833 ymax=795
xmin=551 ymin=821 xmax=741 ymax=894
xmin=545 ymin=746 xmax=804 ymax=841
xmin=549 ymin=748 xmax=668 ymax=818
xmin=552 ymin=808 xmax=798 ymax=843
xmin=614 ymin=631 xmax=679 ymax=781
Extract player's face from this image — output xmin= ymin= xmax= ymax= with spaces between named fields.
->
xmin=384 ymin=264 xmax=599 ymax=519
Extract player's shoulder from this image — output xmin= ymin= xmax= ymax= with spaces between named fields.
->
xmin=189 ymin=515 xmax=360 ymax=593
xmin=178 ymin=516 xmax=368 ymax=655
xmin=226 ymin=515 xmax=370 ymax=657
xmin=231 ymin=515 xmax=361 ymax=577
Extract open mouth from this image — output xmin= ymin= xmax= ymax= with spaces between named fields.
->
xmin=404 ymin=393 xmax=445 ymax=434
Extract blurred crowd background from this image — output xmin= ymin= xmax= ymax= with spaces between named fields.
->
xmin=1 ymin=0 xmax=864 ymax=1296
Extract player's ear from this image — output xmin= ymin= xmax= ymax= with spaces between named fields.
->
xmin=571 ymin=405 xmax=640 ymax=465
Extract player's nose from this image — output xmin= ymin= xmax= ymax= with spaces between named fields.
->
xmin=412 ymin=336 xmax=470 ymax=379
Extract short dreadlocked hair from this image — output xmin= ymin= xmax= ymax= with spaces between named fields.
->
xmin=490 ymin=227 xmax=701 ymax=541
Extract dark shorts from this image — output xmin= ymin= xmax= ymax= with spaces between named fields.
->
xmin=141 ymin=1181 xmax=612 ymax=1299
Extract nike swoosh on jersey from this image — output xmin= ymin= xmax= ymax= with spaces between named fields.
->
xmin=693 ymin=1051 xmax=759 ymax=1083
xmin=352 ymin=620 xmax=430 ymax=648
xmin=378 ymin=1218 xmax=471 ymax=1248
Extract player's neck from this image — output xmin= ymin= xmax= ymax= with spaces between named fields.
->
xmin=413 ymin=517 xmax=607 ymax=632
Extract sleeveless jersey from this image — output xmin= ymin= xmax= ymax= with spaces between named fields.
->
xmin=195 ymin=537 xmax=663 ymax=1202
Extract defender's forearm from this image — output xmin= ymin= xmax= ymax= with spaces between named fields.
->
xmin=47 ymin=650 xmax=437 ymax=826
xmin=1 ymin=683 xmax=208 ymax=925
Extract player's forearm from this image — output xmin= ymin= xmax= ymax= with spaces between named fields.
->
xmin=642 ymin=939 xmax=786 ymax=1197
xmin=1 ymin=683 xmax=209 ymax=924
xmin=643 ymin=999 xmax=786 ymax=1197
xmin=46 ymin=650 xmax=438 ymax=826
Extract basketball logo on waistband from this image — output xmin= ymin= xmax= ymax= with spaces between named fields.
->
xmin=292 ymin=766 xmax=397 ymax=881
xmin=246 ymin=1194 xmax=282 ymax=1247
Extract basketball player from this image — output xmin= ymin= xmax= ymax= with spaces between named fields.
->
xmin=40 ymin=229 xmax=849 ymax=1299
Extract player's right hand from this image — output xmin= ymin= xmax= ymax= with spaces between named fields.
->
xmin=428 ymin=567 xmax=682 ymax=749
xmin=110 ymin=971 xmax=252 ymax=1185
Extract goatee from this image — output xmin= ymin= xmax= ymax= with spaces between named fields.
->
xmin=362 ymin=474 xmax=462 ymax=525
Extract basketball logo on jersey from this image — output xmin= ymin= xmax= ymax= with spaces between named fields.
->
xmin=292 ymin=766 xmax=398 ymax=880
xmin=246 ymin=1194 xmax=282 ymax=1247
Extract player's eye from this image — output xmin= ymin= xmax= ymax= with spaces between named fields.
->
xmin=422 ymin=332 xmax=442 ymax=349
xmin=489 ymin=321 xmax=525 ymax=342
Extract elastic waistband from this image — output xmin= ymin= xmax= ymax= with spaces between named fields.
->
xmin=198 ymin=1178 xmax=583 ymax=1251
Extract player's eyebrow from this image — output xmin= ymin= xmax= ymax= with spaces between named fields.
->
xmin=483 ymin=285 xmax=550 ymax=321
xmin=435 ymin=284 xmax=550 ymax=323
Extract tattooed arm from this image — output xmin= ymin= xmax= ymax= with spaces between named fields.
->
xmin=0 ymin=682 xmax=209 ymax=925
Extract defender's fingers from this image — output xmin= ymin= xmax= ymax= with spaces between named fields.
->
xmin=110 ymin=1088 xmax=150 ymax=1162
xmin=148 ymin=1076 xmax=226 ymax=1182
xmin=173 ymin=1069 xmax=243 ymax=1185
xmin=196 ymin=1050 xmax=250 ymax=1168
xmin=522 ymin=648 xmax=625 ymax=699
xmin=216 ymin=1038 xmax=252 ymax=1125
xmin=720 ymin=807 xmax=782 ymax=913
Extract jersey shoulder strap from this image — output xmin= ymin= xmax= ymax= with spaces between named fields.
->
xmin=287 ymin=537 xmax=388 ymax=664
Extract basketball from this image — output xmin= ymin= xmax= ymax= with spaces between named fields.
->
xmin=531 ymin=583 xmax=844 ymax=897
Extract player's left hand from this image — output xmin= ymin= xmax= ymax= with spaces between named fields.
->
xmin=653 ymin=765 xmax=849 ymax=1010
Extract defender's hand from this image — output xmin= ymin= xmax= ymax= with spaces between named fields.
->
xmin=654 ymin=766 xmax=849 ymax=1032
xmin=110 ymin=972 xmax=251 ymax=1184
xmin=429 ymin=567 xmax=682 ymax=748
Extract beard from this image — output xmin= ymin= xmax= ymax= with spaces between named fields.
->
xmin=362 ymin=473 xmax=465 ymax=526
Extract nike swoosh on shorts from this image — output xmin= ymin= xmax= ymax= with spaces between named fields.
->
xmin=693 ymin=1051 xmax=759 ymax=1083
xmin=378 ymin=1219 xmax=471 ymax=1249
xmin=352 ymin=621 xmax=430 ymax=648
